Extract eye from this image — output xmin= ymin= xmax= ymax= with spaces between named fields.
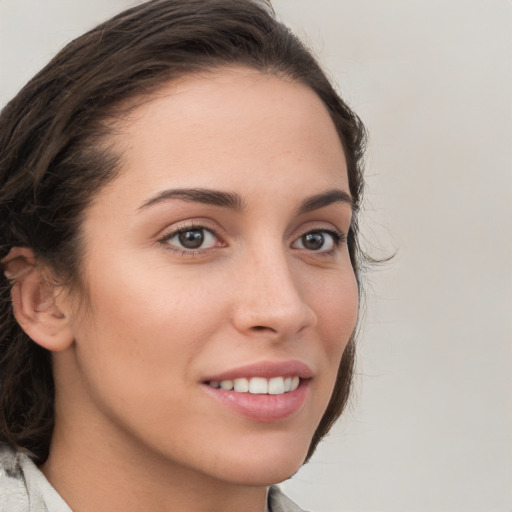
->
xmin=291 ymin=230 xmax=342 ymax=252
xmin=163 ymin=227 xmax=219 ymax=251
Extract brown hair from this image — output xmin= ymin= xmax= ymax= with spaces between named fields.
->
xmin=0 ymin=0 xmax=367 ymax=464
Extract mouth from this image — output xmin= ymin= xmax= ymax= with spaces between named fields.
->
xmin=207 ymin=376 xmax=300 ymax=395
xmin=202 ymin=361 xmax=312 ymax=422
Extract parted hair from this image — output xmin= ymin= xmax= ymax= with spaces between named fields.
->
xmin=0 ymin=0 xmax=367 ymax=464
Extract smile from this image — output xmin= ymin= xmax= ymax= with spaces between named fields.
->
xmin=208 ymin=376 xmax=300 ymax=395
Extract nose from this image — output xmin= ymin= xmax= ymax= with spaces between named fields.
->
xmin=230 ymin=247 xmax=317 ymax=339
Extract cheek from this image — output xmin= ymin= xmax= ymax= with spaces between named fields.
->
xmin=70 ymin=260 xmax=228 ymax=397
xmin=299 ymin=266 xmax=358 ymax=407
xmin=310 ymin=269 xmax=359 ymax=352
xmin=291 ymin=267 xmax=358 ymax=438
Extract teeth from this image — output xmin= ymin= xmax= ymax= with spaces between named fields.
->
xmin=268 ymin=377 xmax=285 ymax=395
xmin=220 ymin=380 xmax=233 ymax=390
xmin=249 ymin=377 xmax=268 ymax=394
xmin=210 ymin=376 xmax=301 ymax=395
xmin=233 ymin=378 xmax=249 ymax=392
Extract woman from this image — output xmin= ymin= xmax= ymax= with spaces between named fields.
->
xmin=0 ymin=1 xmax=367 ymax=510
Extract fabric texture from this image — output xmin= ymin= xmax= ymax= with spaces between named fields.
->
xmin=267 ymin=485 xmax=308 ymax=512
xmin=0 ymin=444 xmax=307 ymax=512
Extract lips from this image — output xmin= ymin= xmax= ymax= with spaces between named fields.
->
xmin=202 ymin=361 xmax=312 ymax=422
xmin=203 ymin=360 xmax=313 ymax=382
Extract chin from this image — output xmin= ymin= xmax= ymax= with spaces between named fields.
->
xmin=209 ymin=439 xmax=310 ymax=487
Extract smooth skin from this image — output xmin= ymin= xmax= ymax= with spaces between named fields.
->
xmin=9 ymin=68 xmax=358 ymax=512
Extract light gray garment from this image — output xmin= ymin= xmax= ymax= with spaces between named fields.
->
xmin=0 ymin=444 xmax=307 ymax=512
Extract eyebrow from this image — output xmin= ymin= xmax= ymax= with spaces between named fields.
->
xmin=296 ymin=189 xmax=354 ymax=214
xmin=138 ymin=188 xmax=245 ymax=211
xmin=138 ymin=187 xmax=353 ymax=213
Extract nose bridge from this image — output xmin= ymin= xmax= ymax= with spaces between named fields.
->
xmin=232 ymin=239 xmax=316 ymax=337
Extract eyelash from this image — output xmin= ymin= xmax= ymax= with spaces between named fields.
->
xmin=158 ymin=223 xmax=221 ymax=257
xmin=299 ymin=229 xmax=347 ymax=254
xmin=158 ymin=224 xmax=347 ymax=257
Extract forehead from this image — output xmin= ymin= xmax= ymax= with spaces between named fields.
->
xmin=100 ymin=67 xmax=349 ymax=204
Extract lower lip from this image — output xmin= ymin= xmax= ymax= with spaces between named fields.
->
xmin=202 ymin=380 xmax=310 ymax=422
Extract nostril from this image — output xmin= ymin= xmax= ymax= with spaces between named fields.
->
xmin=251 ymin=325 xmax=277 ymax=332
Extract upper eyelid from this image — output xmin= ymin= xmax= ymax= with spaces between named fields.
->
xmin=158 ymin=225 xmax=223 ymax=256
xmin=156 ymin=219 xmax=347 ymax=245
xmin=292 ymin=228 xmax=345 ymax=245
xmin=291 ymin=221 xmax=346 ymax=240
xmin=157 ymin=220 xmax=225 ymax=241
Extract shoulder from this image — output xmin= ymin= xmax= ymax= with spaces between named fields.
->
xmin=0 ymin=443 xmax=71 ymax=512
xmin=268 ymin=485 xmax=311 ymax=512
xmin=0 ymin=443 xmax=31 ymax=510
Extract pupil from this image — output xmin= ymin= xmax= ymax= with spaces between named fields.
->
xmin=179 ymin=229 xmax=204 ymax=249
xmin=303 ymin=232 xmax=324 ymax=250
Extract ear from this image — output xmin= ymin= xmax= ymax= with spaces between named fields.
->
xmin=2 ymin=247 xmax=74 ymax=352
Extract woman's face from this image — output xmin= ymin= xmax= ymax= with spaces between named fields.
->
xmin=56 ymin=68 xmax=358 ymax=486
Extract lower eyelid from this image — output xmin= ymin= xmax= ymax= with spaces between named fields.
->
xmin=158 ymin=224 xmax=222 ymax=249
xmin=294 ymin=229 xmax=345 ymax=246
xmin=157 ymin=223 xmax=346 ymax=255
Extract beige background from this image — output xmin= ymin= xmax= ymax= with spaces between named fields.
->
xmin=1 ymin=1 xmax=511 ymax=511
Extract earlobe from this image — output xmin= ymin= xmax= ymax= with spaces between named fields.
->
xmin=2 ymin=247 xmax=74 ymax=352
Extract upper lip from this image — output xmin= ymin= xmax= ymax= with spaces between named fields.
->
xmin=203 ymin=360 xmax=314 ymax=382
